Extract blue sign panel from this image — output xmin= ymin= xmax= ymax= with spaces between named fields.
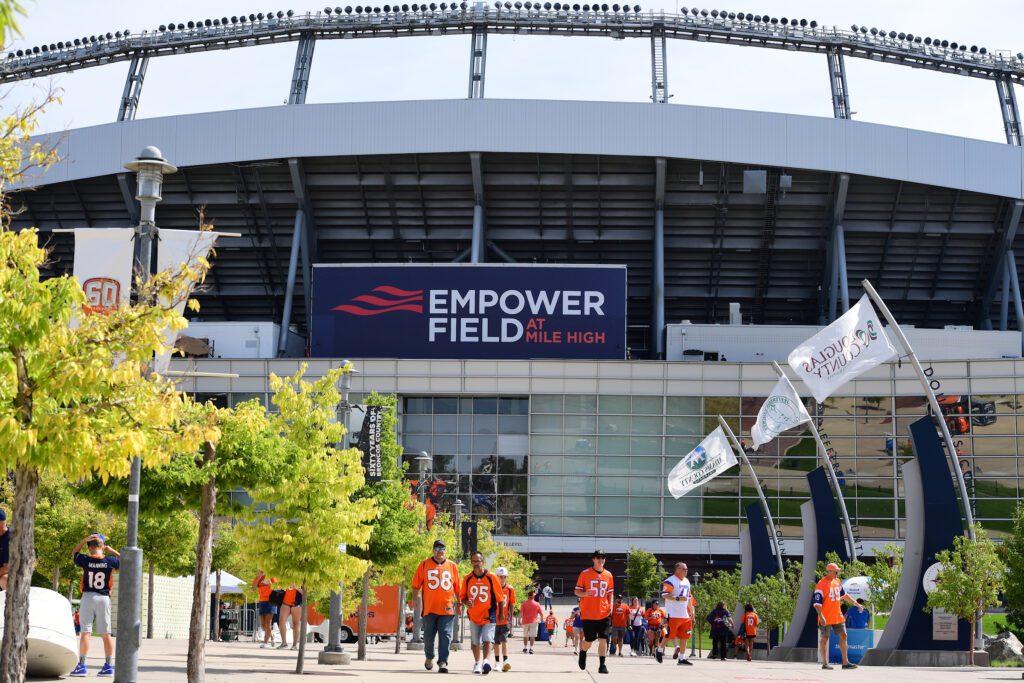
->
xmin=311 ymin=264 xmax=627 ymax=359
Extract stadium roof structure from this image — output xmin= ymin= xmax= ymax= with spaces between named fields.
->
xmin=8 ymin=7 xmax=1024 ymax=357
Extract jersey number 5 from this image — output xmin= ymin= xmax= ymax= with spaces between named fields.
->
xmin=426 ymin=569 xmax=453 ymax=591
xmin=468 ymin=584 xmax=490 ymax=602
xmin=589 ymin=580 xmax=608 ymax=597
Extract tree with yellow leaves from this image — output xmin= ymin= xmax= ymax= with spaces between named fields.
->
xmin=235 ymin=365 xmax=378 ymax=673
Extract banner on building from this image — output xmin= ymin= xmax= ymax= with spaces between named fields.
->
xmin=154 ymin=229 xmax=218 ymax=373
xmin=787 ymin=294 xmax=897 ymax=402
xmin=750 ymin=374 xmax=812 ymax=449
xmin=72 ymin=228 xmax=136 ymax=316
xmin=311 ymin=264 xmax=627 ymax=360
xmin=357 ymin=405 xmax=384 ymax=482
xmin=666 ymin=427 xmax=737 ymax=499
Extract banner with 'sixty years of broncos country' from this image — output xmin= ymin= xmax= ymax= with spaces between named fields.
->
xmin=311 ymin=264 xmax=627 ymax=359
xmin=666 ymin=426 xmax=737 ymax=499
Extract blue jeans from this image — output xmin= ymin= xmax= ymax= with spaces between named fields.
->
xmin=543 ymin=597 xmax=553 ymax=611
xmin=422 ymin=613 xmax=455 ymax=663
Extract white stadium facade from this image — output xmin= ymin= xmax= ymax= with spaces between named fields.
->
xmin=10 ymin=6 xmax=1024 ymax=583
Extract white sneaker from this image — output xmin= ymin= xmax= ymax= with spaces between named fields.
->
xmin=259 ymin=642 xmax=266 ymax=649
xmin=473 ymin=661 xmax=483 ymax=674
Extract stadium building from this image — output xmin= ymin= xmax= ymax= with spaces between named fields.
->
xmin=10 ymin=6 xmax=1024 ymax=583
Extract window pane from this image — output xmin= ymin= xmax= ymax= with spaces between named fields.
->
xmin=564 ymin=436 xmax=596 ymax=454
xmin=405 ymin=415 xmax=433 ymax=434
xmin=473 ymin=434 xmax=497 ymax=454
xmin=474 ymin=397 xmax=498 ymax=414
xmin=473 ymin=415 xmax=497 ymax=434
xmin=498 ymin=476 xmax=527 ymax=493
xmin=405 ymin=397 xmax=432 ymax=414
xmin=529 ymin=516 xmax=561 ymax=535
xmin=498 ymin=495 xmax=527 ymax=514
xmin=562 ymin=475 xmax=595 ymax=494
xmin=631 ymin=416 xmax=662 ymax=435
xmin=597 ymin=476 xmax=627 ymax=495
xmin=599 ymin=416 xmax=629 ymax=435
xmin=563 ymin=496 xmax=596 ymax=515
xmin=664 ymin=518 xmax=700 ymax=535
xmin=666 ymin=436 xmax=700 ymax=456
xmin=564 ymin=455 xmax=596 ymax=474
xmin=630 ymin=457 xmax=662 ymax=475
xmin=530 ymin=455 xmax=562 ymax=475
xmin=629 ymin=477 xmax=661 ymax=496
xmin=531 ymin=435 xmax=563 ymax=455
xmin=402 ymin=434 xmax=432 ymax=454
xmin=499 ymin=415 xmax=529 ymax=433
xmin=631 ymin=436 xmax=662 ymax=455
xmin=629 ymin=518 xmax=660 ymax=536
xmin=597 ymin=497 xmax=628 ymax=515
xmin=705 ymin=397 xmax=739 ymax=415
xmin=599 ymin=395 xmax=631 ymax=414
xmin=500 ymin=398 xmax=529 ymax=415
xmin=666 ymin=415 xmax=701 ymax=436
xmin=531 ymin=496 xmax=561 ymax=514
xmin=564 ymin=414 xmax=598 ymax=434
xmin=597 ymin=456 xmax=630 ymax=476
xmin=664 ymin=496 xmax=700 ymax=517
xmin=598 ymin=436 xmax=631 ymax=455
xmin=632 ymin=396 xmax=663 ymax=415
xmin=601 ymin=517 xmax=629 ymax=535
xmin=563 ymin=517 xmax=595 ymax=535
xmin=532 ymin=395 xmax=563 ymax=413
xmin=434 ymin=397 xmax=458 ymax=414
xmin=532 ymin=414 xmax=563 ymax=434
xmin=530 ymin=476 xmax=562 ymax=494
xmin=630 ymin=497 xmax=661 ymax=516
xmin=564 ymin=395 xmax=597 ymax=414
xmin=433 ymin=415 xmax=458 ymax=433
xmin=667 ymin=396 xmax=700 ymax=415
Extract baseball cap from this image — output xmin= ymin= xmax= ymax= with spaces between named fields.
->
xmin=432 ymin=540 xmax=446 ymax=550
xmin=495 ymin=567 xmax=508 ymax=577
xmin=592 ymin=549 xmax=606 ymax=558
xmin=92 ymin=533 xmax=106 ymax=543
xmin=0 ymin=509 xmax=6 ymax=522
xmin=826 ymin=562 xmax=840 ymax=572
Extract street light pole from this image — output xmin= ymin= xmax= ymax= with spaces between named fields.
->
xmin=452 ymin=498 xmax=465 ymax=645
xmin=115 ymin=146 xmax=176 ymax=683
xmin=325 ymin=362 xmax=353 ymax=655
xmin=689 ymin=571 xmax=700 ymax=657
xmin=409 ymin=451 xmax=431 ymax=650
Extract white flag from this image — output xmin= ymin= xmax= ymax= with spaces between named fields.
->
xmin=666 ymin=427 xmax=738 ymax=499
xmin=787 ymin=294 xmax=897 ymax=403
xmin=750 ymin=375 xmax=812 ymax=449
xmin=72 ymin=228 xmax=136 ymax=318
xmin=154 ymin=229 xmax=218 ymax=374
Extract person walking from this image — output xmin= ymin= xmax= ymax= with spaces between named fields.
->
xmin=494 ymin=566 xmax=516 ymax=671
xmin=644 ymin=600 xmax=665 ymax=658
xmin=706 ymin=601 xmax=732 ymax=661
xmin=628 ymin=597 xmax=645 ymax=657
xmin=741 ymin=603 xmax=759 ymax=661
xmin=574 ymin=549 xmax=614 ymax=674
xmin=520 ymin=589 xmax=543 ymax=654
xmin=253 ymin=570 xmax=279 ymax=648
xmin=660 ymin=562 xmax=694 ymax=666
xmin=544 ymin=611 xmax=558 ymax=647
xmin=610 ymin=595 xmax=629 ymax=657
xmin=571 ymin=605 xmax=583 ymax=653
xmin=278 ymin=586 xmax=304 ymax=650
xmin=563 ymin=614 xmax=574 ymax=648
xmin=70 ymin=533 xmax=120 ymax=677
xmin=814 ymin=562 xmax=864 ymax=670
xmin=541 ymin=583 xmax=554 ymax=611
xmin=412 ymin=539 xmax=461 ymax=674
xmin=0 ymin=509 xmax=9 ymax=591
xmin=460 ymin=550 xmax=504 ymax=675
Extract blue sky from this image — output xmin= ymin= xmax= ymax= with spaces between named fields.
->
xmin=6 ymin=0 xmax=1024 ymax=142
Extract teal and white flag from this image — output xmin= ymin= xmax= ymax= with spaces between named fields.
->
xmin=750 ymin=374 xmax=812 ymax=449
xmin=666 ymin=427 xmax=737 ymax=499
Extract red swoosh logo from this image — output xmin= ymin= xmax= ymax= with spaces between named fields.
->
xmin=352 ymin=294 xmax=423 ymax=306
xmin=373 ymin=285 xmax=423 ymax=297
xmin=335 ymin=304 xmax=423 ymax=315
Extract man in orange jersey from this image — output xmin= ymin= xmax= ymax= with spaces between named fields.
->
xmin=661 ymin=561 xmax=694 ymax=666
xmin=544 ymin=611 xmax=558 ymax=647
xmin=460 ymin=551 xmax=504 ymax=675
xmin=412 ymin=540 xmax=461 ymax=674
xmin=574 ymin=549 xmax=614 ymax=674
xmin=610 ymin=595 xmax=629 ymax=657
xmin=814 ymin=562 xmax=863 ymax=670
xmin=494 ymin=567 xmax=516 ymax=670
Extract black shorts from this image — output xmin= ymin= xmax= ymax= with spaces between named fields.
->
xmin=495 ymin=624 xmax=510 ymax=644
xmin=582 ymin=617 xmax=612 ymax=642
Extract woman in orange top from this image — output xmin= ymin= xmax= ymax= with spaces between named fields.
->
xmin=544 ymin=612 xmax=558 ymax=646
xmin=563 ymin=616 xmax=574 ymax=647
xmin=278 ymin=586 xmax=304 ymax=650
xmin=742 ymin=603 xmax=759 ymax=662
xmin=253 ymin=570 xmax=278 ymax=648
xmin=645 ymin=600 xmax=666 ymax=654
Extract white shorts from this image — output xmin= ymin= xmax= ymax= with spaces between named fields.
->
xmin=470 ymin=622 xmax=496 ymax=645
xmin=80 ymin=592 xmax=112 ymax=635
xmin=523 ymin=622 xmax=539 ymax=638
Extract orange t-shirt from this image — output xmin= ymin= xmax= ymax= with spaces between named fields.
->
xmin=460 ymin=571 xmax=504 ymax=625
xmin=496 ymin=584 xmax=516 ymax=626
xmin=253 ymin=575 xmax=277 ymax=602
xmin=645 ymin=607 xmax=665 ymax=627
xmin=611 ymin=603 xmax=629 ymax=628
xmin=813 ymin=577 xmax=844 ymax=625
xmin=284 ymin=587 xmax=300 ymax=606
xmin=564 ymin=618 xmax=574 ymax=632
xmin=545 ymin=615 xmax=558 ymax=631
xmin=411 ymin=558 xmax=461 ymax=616
xmin=575 ymin=568 xmax=613 ymax=620
xmin=744 ymin=611 xmax=760 ymax=636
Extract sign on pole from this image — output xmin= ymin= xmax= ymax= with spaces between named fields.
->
xmin=357 ymin=405 xmax=384 ymax=483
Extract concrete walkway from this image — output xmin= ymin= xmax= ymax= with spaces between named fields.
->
xmin=50 ymin=638 xmax=1024 ymax=682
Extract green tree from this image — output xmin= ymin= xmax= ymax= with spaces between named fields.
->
xmin=138 ymin=509 xmax=198 ymax=639
xmin=624 ymin=546 xmax=662 ymax=600
xmin=235 ymin=366 xmax=378 ymax=673
xmin=0 ymin=211 xmax=212 ymax=680
xmin=692 ymin=567 xmax=742 ymax=648
xmin=1001 ymin=504 xmax=1024 ymax=634
xmin=739 ymin=572 xmax=794 ymax=653
xmin=349 ymin=392 xmax=424 ymax=661
xmin=865 ymin=544 xmax=902 ymax=623
xmin=210 ymin=522 xmax=242 ymax=641
xmin=925 ymin=523 xmax=1004 ymax=665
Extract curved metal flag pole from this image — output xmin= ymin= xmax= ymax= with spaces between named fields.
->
xmin=718 ymin=415 xmax=785 ymax=576
xmin=770 ymin=361 xmax=857 ymax=562
xmin=860 ymin=279 xmax=975 ymax=539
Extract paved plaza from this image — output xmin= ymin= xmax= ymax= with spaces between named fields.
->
xmin=52 ymin=637 xmax=1023 ymax=682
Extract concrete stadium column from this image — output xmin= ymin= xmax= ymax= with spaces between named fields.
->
xmin=278 ymin=209 xmax=304 ymax=357
xmin=470 ymin=152 xmax=486 ymax=263
xmin=651 ymin=158 xmax=666 ymax=359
